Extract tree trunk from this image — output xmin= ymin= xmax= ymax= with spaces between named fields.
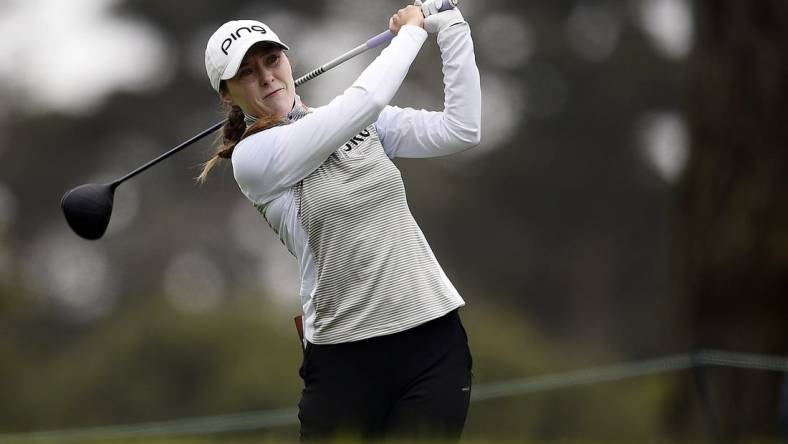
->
xmin=672 ymin=0 xmax=788 ymax=440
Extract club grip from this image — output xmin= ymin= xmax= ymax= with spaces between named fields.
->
xmin=366 ymin=30 xmax=395 ymax=49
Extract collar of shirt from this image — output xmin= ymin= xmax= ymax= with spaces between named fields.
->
xmin=243 ymin=94 xmax=309 ymax=128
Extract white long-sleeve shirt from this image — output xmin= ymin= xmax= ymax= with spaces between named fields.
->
xmin=232 ymin=23 xmax=481 ymax=344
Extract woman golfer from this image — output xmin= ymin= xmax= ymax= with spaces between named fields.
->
xmin=200 ymin=3 xmax=480 ymax=441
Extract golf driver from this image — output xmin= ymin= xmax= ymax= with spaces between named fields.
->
xmin=61 ymin=0 xmax=459 ymax=240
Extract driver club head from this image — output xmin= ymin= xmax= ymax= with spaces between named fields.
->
xmin=61 ymin=183 xmax=116 ymax=240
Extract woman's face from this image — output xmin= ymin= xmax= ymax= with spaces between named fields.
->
xmin=222 ymin=43 xmax=295 ymax=118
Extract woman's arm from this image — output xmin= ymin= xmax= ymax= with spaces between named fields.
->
xmin=376 ymin=20 xmax=482 ymax=159
xmin=233 ymin=23 xmax=427 ymax=205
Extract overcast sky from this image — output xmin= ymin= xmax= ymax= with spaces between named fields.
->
xmin=0 ymin=0 xmax=171 ymax=115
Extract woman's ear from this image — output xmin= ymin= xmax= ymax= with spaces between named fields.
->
xmin=219 ymin=89 xmax=234 ymax=106
xmin=219 ymin=81 xmax=235 ymax=106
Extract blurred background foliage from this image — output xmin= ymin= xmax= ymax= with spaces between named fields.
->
xmin=0 ymin=0 xmax=786 ymax=442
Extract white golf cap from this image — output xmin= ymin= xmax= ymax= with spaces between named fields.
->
xmin=205 ymin=20 xmax=289 ymax=92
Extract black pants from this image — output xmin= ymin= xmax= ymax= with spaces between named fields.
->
xmin=298 ymin=309 xmax=473 ymax=442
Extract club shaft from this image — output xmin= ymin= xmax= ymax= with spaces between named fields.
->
xmin=294 ymin=31 xmax=394 ymax=87
xmin=112 ymin=120 xmax=225 ymax=186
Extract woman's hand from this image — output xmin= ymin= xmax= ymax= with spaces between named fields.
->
xmin=389 ymin=5 xmax=424 ymax=35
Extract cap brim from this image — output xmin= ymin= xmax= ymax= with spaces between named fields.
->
xmin=220 ymin=38 xmax=290 ymax=81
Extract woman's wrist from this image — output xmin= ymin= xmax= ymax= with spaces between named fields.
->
xmin=398 ymin=24 xmax=428 ymax=36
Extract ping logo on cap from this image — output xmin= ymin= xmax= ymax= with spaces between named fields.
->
xmin=222 ymin=25 xmax=268 ymax=55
